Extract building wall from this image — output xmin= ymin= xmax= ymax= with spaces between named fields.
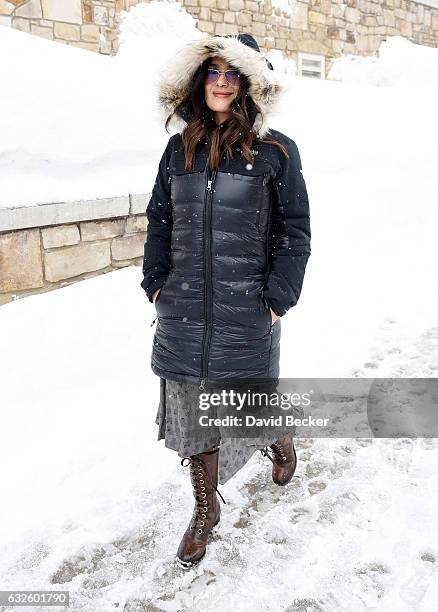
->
xmin=0 ymin=0 xmax=122 ymax=53
xmin=0 ymin=193 xmax=149 ymax=306
xmin=0 ymin=0 xmax=437 ymax=68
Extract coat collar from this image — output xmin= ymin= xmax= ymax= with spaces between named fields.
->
xmin=154 ymin=34 xmax=285 ymax=138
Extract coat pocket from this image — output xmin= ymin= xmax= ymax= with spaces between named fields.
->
xmin=261 ymin=293 xmax=272 ymax=333
xmin=154 ymin=273 xmax=171 ymax=305
xmin=271 ymin=316 xmax=279 ymax=330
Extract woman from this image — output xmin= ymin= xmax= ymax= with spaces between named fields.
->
xmin=141 ymin=33 xmax=311 ymax=568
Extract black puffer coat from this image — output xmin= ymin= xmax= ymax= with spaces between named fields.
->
xmin=141 ymin=34 xmax=311 ymax=389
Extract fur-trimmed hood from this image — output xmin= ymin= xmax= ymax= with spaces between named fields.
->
xmin=154 ymin=33 xmax=285 ymax=138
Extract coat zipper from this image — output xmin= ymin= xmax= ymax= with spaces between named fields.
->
xmin=199 ymin=167 xmax=218 ymax=391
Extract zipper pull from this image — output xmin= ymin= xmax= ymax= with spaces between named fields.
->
xmin=206 ymin=180 xmax=212 ymax=191
xmin=150 ymin=314 xmax=158 ymax=327
xmin=199 ymin=378 xmax=206 ymax=390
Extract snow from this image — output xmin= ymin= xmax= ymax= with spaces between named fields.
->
xmin=1 ymin=2 xmax=438 ymax=610
xmin=1 ymin=267 xmax=438 ymax=610
xmin=271 ymin=0 xmax=294 ymax=18
xmin=0 ymin=1 xmax=201 ymax=209
xmin=327 ymin=35 xmax=438 ymax=87
xmin=1 ymin=1 xmax=436 ymax=209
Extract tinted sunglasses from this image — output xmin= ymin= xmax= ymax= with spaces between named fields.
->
xmin=206 ymin=68 xmax=241 ymax=87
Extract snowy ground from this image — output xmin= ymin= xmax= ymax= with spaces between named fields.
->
xmin=1 ymin=2 xmax=438 ymax=611
xmin=0 ymin=267 xmax=438 ymax=611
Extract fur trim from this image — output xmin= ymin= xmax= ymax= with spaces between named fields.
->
xmin=153 ymin=34 xmax=285 ymax=138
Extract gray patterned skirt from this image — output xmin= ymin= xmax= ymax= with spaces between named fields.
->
xmin=155 ymin=377 xmax=298 ymax=485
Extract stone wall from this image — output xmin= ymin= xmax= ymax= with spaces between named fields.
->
xmin=0 ymin=193 xmax=149 ymax=306
xmin=0 ymin=0 xmax=437 ymax=66
xmin=0 ymin=0 xmax=124 ymax=54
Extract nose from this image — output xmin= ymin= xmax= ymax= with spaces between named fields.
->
xmin=217 ymin=72 xmax=228 ymax=86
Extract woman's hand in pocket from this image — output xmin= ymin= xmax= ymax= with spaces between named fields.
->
xmin=152 ymin=288 xmax=161 ymax=304
xmin=270 ymin=308 xmax=279 ymax=326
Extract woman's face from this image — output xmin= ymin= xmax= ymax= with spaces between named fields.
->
xmin=204 ymin=56 xmax=240 ymax=120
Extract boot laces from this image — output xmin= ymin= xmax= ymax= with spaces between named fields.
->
xmin=261 ymin=441 xmax=288 ymax=464
xmin=181 ymin=454 xmax=226 ymax=534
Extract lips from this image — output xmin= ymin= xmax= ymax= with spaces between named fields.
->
xmin=213 ymin=92 xmax=232 ymax=97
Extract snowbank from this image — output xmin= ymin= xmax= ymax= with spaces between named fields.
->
xmin=0 ymin=1 xmax=201 ymax=209
xmin=1 ymin=2 xmax=437 ymax=209
xmin=327 ymin=35 xmax=438 ymax=88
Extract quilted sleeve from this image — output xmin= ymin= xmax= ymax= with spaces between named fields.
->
xmin=263 ymin=137 xmax=311 ymax=317
xmin=140 ymin=135 xmax=174 ymax=302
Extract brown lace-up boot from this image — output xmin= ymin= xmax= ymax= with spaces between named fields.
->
xmin=176 ymin=446 xmax=226 ymax=569
xmin=261 ymin=434 xmax=297 ymax=486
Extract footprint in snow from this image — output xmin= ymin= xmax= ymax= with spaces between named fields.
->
xmin=398 ymin=548 xmax=437 ymax=610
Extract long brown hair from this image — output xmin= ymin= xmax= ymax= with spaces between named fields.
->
xmin=164 ymin=57 xmax=289 ymax=171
